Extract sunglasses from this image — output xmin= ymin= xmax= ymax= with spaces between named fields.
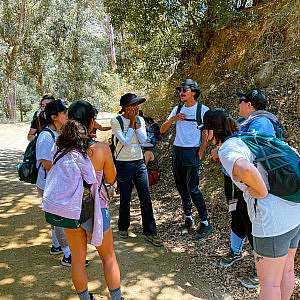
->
xmin=177 ymin=87 xmax=191 ymax=93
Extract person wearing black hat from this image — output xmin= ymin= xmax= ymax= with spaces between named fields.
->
xmin=160 ymin=79 xmax=213 ymax=239
xmin=111 ymin=93 xmax=162 ymax=247
xmin=238 ymin=88 xmax=279 ymax=137
xmin=35 ymin=99 xmax=72 ymax=265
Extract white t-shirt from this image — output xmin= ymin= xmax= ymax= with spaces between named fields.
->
xmin=36 ymin=127 xmax=58 ymax=190
xmin=168 ymin=103 xmax=209 ymax=147
xmin=111 ymin=116 xmax=147 ymax=161
xmin=219 ymin=137 xmax=300 ymax=238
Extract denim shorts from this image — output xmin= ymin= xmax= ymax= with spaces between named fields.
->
xmin=253 ymin=224 xmax=300 ymax=258
xmin=81 ymin=208 xmax=111 ymax=233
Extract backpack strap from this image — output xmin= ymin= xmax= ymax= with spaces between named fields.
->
xmin=42 ymin=127 xmax=56 ymax=141
xmin=196 ymin=101 xmax=203 ymax=127
xmin=176 ymin=103 xmax=184 ymax=115
xmin=114 ymin=115 xmax=124 ymax=159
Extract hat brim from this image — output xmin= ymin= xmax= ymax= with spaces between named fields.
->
xmin=124 ymin=96 xmax=146 ymax=107
xmin=236 ymin=91 xmax=246 ymax=100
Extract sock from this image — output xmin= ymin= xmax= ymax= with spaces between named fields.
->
xmin=230 ymin=230 xmax=245 ymax=255
xmin=51 ymin=229 xmax=60 ymax=247
xmin=201 ymin=220 xmax=209 ymax=226
xmin=62 ymin=246 xmax=71 ymax=258
xmin=109 ymin=287 xmax=122 ymax=300
xmin=78 ymin=289 xmax=90 ymax=300
xmin=185 ymin=215 xmax=193 ymax=221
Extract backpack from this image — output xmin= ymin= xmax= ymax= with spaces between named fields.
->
xmin=176 ymin=101 xmax=203 ymax=127
xmin=145 ymin=151 xmax=159 ymax=186
xmin=110 ymin=115 xmax=141 ymax=159
xmin=230 ymin=132 xmax=300 ymax=203
xmin=17 ymin=128 xmax=55 ymax=184
xmin=241 ymin=111 xmax=287 ymax=140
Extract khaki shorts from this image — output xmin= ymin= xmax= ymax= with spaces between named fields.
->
xmin=253 ymin=224 xmax=300 ymax=258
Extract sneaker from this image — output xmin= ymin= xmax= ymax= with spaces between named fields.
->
xmin=194 ymin=223 xmax=213 ymax=240
xmin=181 ymin=217 xmax=194 ymax=235
xmin=144 ymin=234 xmax=163 ymax=247
xmin=49 ymin=245 xmax=63 ymax=255
xmin=237 ymin=275 xmax=259 ymax=289
xmin=89 ymin=293 xmax=96 ymax=300
xmin=118 ymin=230 xmax=129 ymax=239
xmin=220 ymin=250 xmax=243 ymax=267
xmin=60 ymin=255 xmax=90 ymax=267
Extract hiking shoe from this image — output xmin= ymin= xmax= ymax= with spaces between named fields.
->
xmin=49 ymin=245 xmax=63 ymax=255
xmin=237 ymin=275 xmax=259 ymax=289
xmin=181 ymin=217 xmax=194 ymax=235
xmin=220 ymin=250 xmax=243 ymax=267
xmin=89 ymin=293 xmax=96 ymax=300
xmin=194 ymin=223 xmax=213 ymax=240
xmin=118 ymin=230 xmax=129 ymax=239
xmin=144 ymin=234 xmax=163 ymax=247
xmin=60 ymin=255 xmax=90 ymax=267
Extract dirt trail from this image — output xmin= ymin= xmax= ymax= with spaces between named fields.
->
xmin=0 ymin=118 xmax=227 ymax=300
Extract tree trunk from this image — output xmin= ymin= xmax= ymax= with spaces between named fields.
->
xmin=19 ymin=97 xmax=23 ymax=122
xmin=107 ymin=16 xmax=117 ymax=70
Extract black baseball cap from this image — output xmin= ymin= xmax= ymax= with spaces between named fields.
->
xmin=237 ymin=88 xmax=268 ymax=110
xmin=176 ymin=79 xmax=201 ymax=98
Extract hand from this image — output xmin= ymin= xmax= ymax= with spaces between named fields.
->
xmin=172 ymin=113 xmax=185 ymax=123
xmin=210 ymin=147 xmax=220 ymax=162
xmin=135 ymin=121 xmax=141 ymax=129
xmin=198 ymin=149 xmax=204 ymax=160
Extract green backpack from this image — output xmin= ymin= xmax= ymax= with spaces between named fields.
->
xmin=17 ymin=128 xmax=55 ymax=184
xmin=230 ymin=132 xmax=300 ymax=203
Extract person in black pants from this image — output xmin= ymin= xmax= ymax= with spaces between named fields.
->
xmin=111 ymin=93 xmax=162 ymax=247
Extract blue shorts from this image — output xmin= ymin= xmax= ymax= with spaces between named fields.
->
xmin=81 ymin=208 xmax=111 ymax=233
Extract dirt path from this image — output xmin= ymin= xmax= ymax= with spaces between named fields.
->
xmin=0 ymin=119 xmax=227 ymax=300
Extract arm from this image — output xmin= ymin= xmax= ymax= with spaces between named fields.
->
xmin=111 ymin=117 xmax=135 ymax=146
xmin=160 ymin=107 xmax=185 ymax=134
xmin=94 ymin=120 xmax=111 ymax=131
xmin=40 ymin=159 xmax=52 ymax=171
xmin=102 ymin=145 xmax=116 ymax=184
xmin=232 ymin=158 xmax=268 ymax=199
xmin=135 ymin=117 xmax=147 ymax=144
xmin=144 ymin=151 xmax=153 ymax=165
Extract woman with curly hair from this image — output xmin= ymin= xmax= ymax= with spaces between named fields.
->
xmin=43 ymin=100 xmax=123 ymax=300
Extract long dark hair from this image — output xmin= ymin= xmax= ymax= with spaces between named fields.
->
xmin=203 ymin=108 xmax=239 ymax=144
xmin=56 ymin=120 xmax=89 ymax=158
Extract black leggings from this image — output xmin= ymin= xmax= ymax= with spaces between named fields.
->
xmin=224 ymin=175 xmax=253 ymax=249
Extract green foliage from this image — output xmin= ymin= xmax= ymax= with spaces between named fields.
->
xmin=0 ymin=0 xmax=122 ymax=120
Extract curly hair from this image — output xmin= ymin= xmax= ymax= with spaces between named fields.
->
xmin=56 ymin=120 xmax=89 ymax=157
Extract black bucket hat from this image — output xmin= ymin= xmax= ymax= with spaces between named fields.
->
xmin=68 ymin=100 xmax=97 ymax=130
xmin=176 ymin=79 xmax=201 ymax=98
xmin=119 ymin=93 xmax=146 ymax=113
xmin=44 ymin=99 xmax=67 ymax=122
xmin=237 ymin=88 xmax=268 ymax=110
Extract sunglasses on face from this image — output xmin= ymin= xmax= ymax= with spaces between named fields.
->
xmin=177 ymin=87 xmax=191 ymax=93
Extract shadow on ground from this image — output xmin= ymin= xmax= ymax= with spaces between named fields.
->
xmin=0 ymin=149 xmax=224 ymax=300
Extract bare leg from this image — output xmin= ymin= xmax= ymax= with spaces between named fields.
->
xmin=64 ymin=228 xmax=88 ymax=293
xmin=254 ymin=251 xmax=287 ymax=300
xmin=96 ymin=228 xmax=121 ymax=289
xmin=281 ymin=248 xmax=297 ymax=300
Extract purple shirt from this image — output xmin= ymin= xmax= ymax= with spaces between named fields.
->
xmin=42 ymin=150 xmax=97 ymax=220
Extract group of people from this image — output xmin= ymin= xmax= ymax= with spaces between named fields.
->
xmin=26 ymin=78 xmax=300 ymax=300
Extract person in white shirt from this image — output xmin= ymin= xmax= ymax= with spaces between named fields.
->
xmin=111 ymin=93 xmax=162 ymax=247
xmin=160 ymin=79 xmax=213 ymax=239
xmin=202 ymin=108 xmax=300 ymax=300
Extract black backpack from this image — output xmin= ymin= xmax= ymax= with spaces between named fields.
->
xmin=17 ymin=128 xmax=55 ymax=184
xmin=229 ymin=132 xmax=300 ymax=203
xmin=176 ymin=101 xmax=203 ymax=128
